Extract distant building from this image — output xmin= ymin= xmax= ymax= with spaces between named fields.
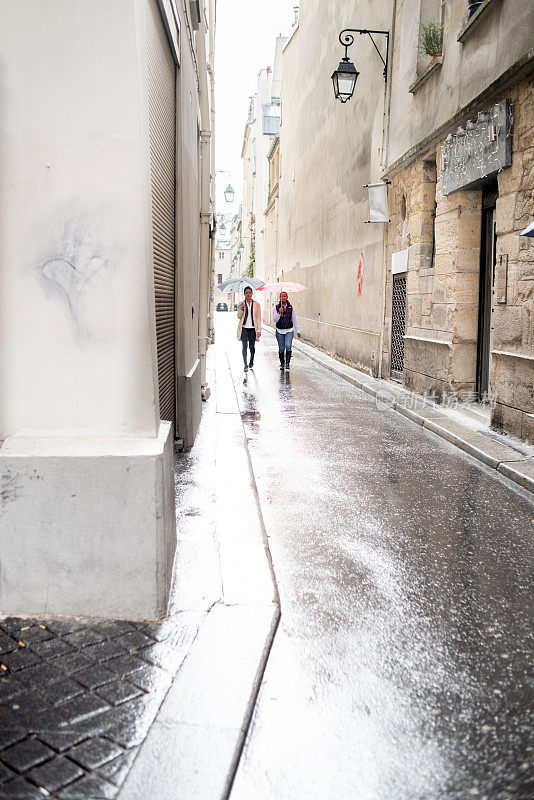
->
xmin=241 ymin=36 xmax=287 ymax=315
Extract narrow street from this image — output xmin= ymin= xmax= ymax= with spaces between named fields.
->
xmin=214 ymin=314 xmax=533 ymax=800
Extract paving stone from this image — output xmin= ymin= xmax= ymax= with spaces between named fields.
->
xmin=133 ymin=620 xmax=176 ymax=643
xmin=0 ymin=677 xmax=24 ymax=703
xmin=52 ymin=652 xmax=94 ymax=675
xmin=27 ymin=755 xmax=84 ymax=793
xmin=57 ymin=695 xmax=109 ymax=725
xmin=28 ymin=639 xmax=73 ymax=660
xmin=40 ymin=679 xmax=84 ymax=707
xmin=0 ymin=763 xmax=15 ymax=784
xmin=1 ymin=649 xmax=42 ymax=672
xmin=23 ymin=707 xmax=67 ymax=733
xmin=5 ymin=690 xmax=48 ymax=717
xmin=127 ymin=665 xmax=172 ymax=695
xmin=16 ymin=662 xmax=65 ymax=688
xmin=0 ymin=634 xmax=19 ymax=654
xmin=114 ymin=631 xmax=155 ymax=653
xmin=63 ymin=629 xmax=107 ymax=649
xmin=67 ymin=738 xmax=123 ymax=770
xmin=0 ymin=620 xmax=39 ymax=636
xmin=65 ymin=710 xmax=118 ymax=741
xmin=103 ymin=696 xmax=157 ymax=748
xmin=0 ymin=613 xmax=196 ymax=797
xmin=41 ymin=620 xmax=85 ymax=637
xmin=1 ymin=737 xmax=55 ymax=772
xmin=0 ymin=776 xmax=46 ymax=799
xmin=83 ymin=641 xmax=127 ymax=663
xmin=37 ymin=731 xmax=88 ymax=753
xmin=97 ymin=750 xmax=138 ymax=786
xmin=57 ymin=773 xmax=118 ymax=799
xmin=0 ymin=708 xmax=22 ymax=729
xmin=136 ymin=642 xmax=185 ymax=673
xmin=16 ymin=627 xmax=53 ymax=645
xmin=90 ymin=621 xmax=136 ymax=639
xmin=74 ymin=665 xmax=116 ymax=691
xmin=104 ymin=655 xmax=146 ymax=678
xmin=0 ymin=729 xmax=26 ymax=750
xmin=95 ymin=681 xmax=142 ymax=708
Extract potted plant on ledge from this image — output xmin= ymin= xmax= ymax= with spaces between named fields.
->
xmin=418 ymin=19 xmax=443 ymax=70
xmin=468 ymin=0 xmax=485 ymax=18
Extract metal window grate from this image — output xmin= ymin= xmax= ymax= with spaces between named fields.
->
xmin=391 ymin=274 xmax=407 ymax=374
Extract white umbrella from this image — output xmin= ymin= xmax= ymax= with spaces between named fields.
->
xmin=217 ymin=277 xmax=264 ymax=292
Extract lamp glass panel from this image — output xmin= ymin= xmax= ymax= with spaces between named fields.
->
xmin=337 ymin=72 xmax=357 ymax=99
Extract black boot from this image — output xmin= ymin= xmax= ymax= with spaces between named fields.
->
xmin=279 ymin=352 xmax=285 ymax=370
xmin=285 ymin=350 xmax=292 ymax=371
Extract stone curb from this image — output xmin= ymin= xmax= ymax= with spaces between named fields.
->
xmin=118 ymin=347 xmax=280 ymax=800
xmin=264 ymin=325 xmax=534 ymax=496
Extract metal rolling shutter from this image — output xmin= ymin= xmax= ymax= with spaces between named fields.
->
xmin=147 ymin=0 xmax=176 ymax=427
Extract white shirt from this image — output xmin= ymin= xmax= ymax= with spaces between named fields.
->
xmin=243 ymin=301 xmax=254 ymax=328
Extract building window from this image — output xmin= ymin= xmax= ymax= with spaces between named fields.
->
xmin=218 ymin=251 xmax=224 ymax=259
xmin=217 ymin=273 xmax=222 ymax=284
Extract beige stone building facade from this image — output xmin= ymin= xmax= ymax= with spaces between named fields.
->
xmin=274 ymin=0 xmax=393 ymax=371
xmin=382 ymin=0 xmax=534 ymax=442
xmin=264 ymin=0 xmax=533 ymax=441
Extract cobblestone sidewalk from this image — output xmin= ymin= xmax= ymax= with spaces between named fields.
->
xmin=0 ymin=612 xmax=201 ymax=799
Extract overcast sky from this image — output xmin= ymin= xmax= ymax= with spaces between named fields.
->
xmin=214 ymin=0 xmax=296 ymax=218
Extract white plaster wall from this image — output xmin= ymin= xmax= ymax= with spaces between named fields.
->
xmin=0 ymin=423 xmax=176 ymax=619
xmin=0 ymin=0 xmax=159 ymax=438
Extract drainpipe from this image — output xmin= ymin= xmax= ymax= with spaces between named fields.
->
xmin=378 ymin=0 xmax=397 ymax=379
xmin=197 ymin=8 xmax=212 ymax=400
xmin=207 ymin=0 xmax=216 ymax=343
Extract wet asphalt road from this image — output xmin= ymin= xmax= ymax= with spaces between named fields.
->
xmin=216 ymin=314 xmax=534 ymax=800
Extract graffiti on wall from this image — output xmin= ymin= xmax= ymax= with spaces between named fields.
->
xmin=356 ymin=251 xmax=365 ymax=297
xmin=35 ymin=204 xmax=114 ymax=340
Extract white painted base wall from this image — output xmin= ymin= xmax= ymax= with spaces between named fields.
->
xmin=0 ymin=423 xmax=176 ymax=620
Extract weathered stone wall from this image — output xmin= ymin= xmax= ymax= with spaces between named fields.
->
xmin=493 ymin=73 xmax=534 ymax=441
xmin=384 ymin=154 xmax=482 ymax=399
xmin=383 ymin=73 xmax=534 ymax=442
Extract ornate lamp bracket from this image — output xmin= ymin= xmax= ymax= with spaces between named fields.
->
xmin=338 ymin=28 xmax=390 ymax=81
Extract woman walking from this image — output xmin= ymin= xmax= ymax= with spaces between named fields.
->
xmin=273 ymin=291 xmax=301 ymax=371
xmin=237 ymin=286 xmax=261 ymax=372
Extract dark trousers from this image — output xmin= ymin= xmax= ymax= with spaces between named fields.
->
xmin=241 ymin=327 xmax=256 ymax=366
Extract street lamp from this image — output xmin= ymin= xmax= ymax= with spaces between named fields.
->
xmin=224 ymin=184 xmax=235 ymax=203
xmin=332 ymin=29 xmax=389 ymax=103
xmin=331 ymin=58 xmax=359 ymax=103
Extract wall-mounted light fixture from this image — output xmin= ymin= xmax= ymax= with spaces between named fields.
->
xmin=331 ymin=28 xmax=390 ymax=103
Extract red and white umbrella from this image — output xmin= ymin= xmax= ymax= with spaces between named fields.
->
xmin=257 ymin=282 xmax=306 ymax=293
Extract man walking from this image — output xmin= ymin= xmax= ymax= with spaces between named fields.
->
xmin=273 ymin=291 xmax=301 ymax=371
xmin=237 ymin=286 xmax=261 ymax=372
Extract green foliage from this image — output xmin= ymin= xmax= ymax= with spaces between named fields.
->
xmin=244 ymin=236 xmax=255 ymax=277
xmin=418 ymin=19 xmax=443 ymax=58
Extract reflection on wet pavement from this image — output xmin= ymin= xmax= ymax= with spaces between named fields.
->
xmin=218 ymin=316 xmax=534 ymax=800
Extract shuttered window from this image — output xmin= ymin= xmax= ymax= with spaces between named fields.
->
xmin=147 ymin=0 xmax=176 ymax=427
